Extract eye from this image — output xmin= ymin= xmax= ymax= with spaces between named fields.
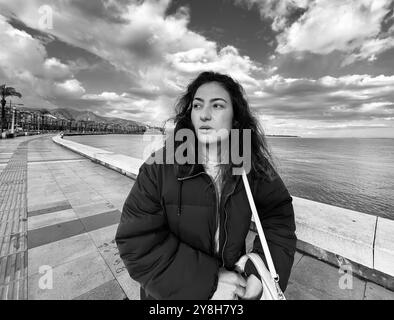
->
xmin=192 ymin=103 xmax=202 ymax=109
xmin=213 ymin=103 xmax=224 ymax=109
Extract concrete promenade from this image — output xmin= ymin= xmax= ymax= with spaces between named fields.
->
xmin=1 ymin=134 xmax=394 ymax=299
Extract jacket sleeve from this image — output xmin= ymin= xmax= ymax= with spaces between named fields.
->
xmin=115 ymin=163 xmax=220 ymax=300
xmin=244 ymin=172 xmax=297 ymax=292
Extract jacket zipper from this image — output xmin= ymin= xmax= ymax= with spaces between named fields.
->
xmin=178 ymin=172 xmax=218 ymax=257
xmin=211 ymin=175 xmax=219 ymax=257
xmin=220 ymin=180 xmax=241 ymax=268
xmin=221 ymin=208 xmax=228 ymax=267
xmin=178 ymin=172 xmax=240 ymax=267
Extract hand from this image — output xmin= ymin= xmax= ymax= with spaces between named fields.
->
xmin=210 ymin=268 xmax=247 ymax=300
xmin=238 ymin=274 xmax=263 ymax=300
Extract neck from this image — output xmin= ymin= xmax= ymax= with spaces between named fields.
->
xmin=199 ymin=141 xmax=229 ymax=164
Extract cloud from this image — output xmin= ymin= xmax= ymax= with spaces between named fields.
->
xmin=168 ymin=45 xmax=262 ymax=87
xmin=0 ymin=0 xmax=266 ymax=126
xmin=0 ymin=14 xmax=86 ymax=108
xmin=83 ymin=91 xmax=129 ymax=102
xmin=342 ymin=34 xmax=394 ymax=65
xmin=237 ymin=0 xmax=394 ymax=65
xmin=80 ymin=89 xmax=175 ymax=125
xmin=42 ymin=58 xmax=73 ymax=80
xmin=1 ymin=0 xmax=393 ymax=136
xmin=54 ymin=79 xmax=86 ymax=98
xmin=69 ymin=0 xmax=131 ymax=24
xmin=359 ymin=101 xmax=393 ymax=113
xmin=276 ymin=0 xmax=390 ymax=54
xmin=0 ymin=0 xmax=262 ymax=99
xmin=0 ymin=14 xmax=47 ymax=79
xmin=249 ymin=74 xmax=394 ymax=122
xmin=236 ymin=0 xmax=311 ymax=32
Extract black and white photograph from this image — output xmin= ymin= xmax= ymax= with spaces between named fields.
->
xmin=0 ymin=0 xmax=393 ymax=305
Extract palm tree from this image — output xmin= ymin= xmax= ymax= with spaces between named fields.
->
xmin=1 ymin=84 xmax=22 ymax=133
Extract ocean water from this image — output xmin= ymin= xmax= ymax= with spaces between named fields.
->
xmin=67 ymin=134 xmax=394 ymax=220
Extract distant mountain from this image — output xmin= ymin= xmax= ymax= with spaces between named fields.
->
xmin=266 ymin=135 xmax=300 ymax=138
xmin=51 ymin=109 xmax=105 ymax=122
xmin=20 ymin=107 xmax=147 ymax=127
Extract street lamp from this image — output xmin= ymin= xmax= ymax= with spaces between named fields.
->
xmin=9 ymin=102 xmax=24 ymax=135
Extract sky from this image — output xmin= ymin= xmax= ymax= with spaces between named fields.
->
xmin=0 ymin=0 xmax=393 ymax=137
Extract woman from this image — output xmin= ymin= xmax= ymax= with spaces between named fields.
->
xmin=115 ymin=71 xmax=297 ymax=300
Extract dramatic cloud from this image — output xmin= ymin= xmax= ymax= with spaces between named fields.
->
xmin=235 ymin=0 xmax=311 ymax=32
xmin=0 ymin=14 xmax=86 ymax=108
xmin=238 ymin=0 xmax=394 ymax=66
xmin=54 ymin=79 xmax=86 ymax=98
xmin=0 ymin=0 xmax=393 ymax=136
xmin=0 ymin=0 xmax=262 ymax=117
xmin=168 ymin=45 xmax=262 ymax=87
xmin=42 ymin=58 xmax=73 ymax=81
xmin=249 ymin=74 xmax=394 ymax=124
xmin=83 ymin=92 xmax=130 ymax=102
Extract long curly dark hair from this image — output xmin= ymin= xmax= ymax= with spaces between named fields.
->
xmin=167 ymin=71 xmax=276 ymax=182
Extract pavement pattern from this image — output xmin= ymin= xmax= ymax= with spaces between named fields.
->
xmin=1 ymin=134 xmax=394 ymax=300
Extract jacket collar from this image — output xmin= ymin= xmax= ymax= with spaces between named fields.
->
xmin=167 ymin=137 xmax=244 ymax=197
xmin=171 ymin=137 xmax=206 ymax=179
xmin=174 ymin=160 xmax=243 ymax=201
xmin=174 ymin=162 xmax=205 ymax=179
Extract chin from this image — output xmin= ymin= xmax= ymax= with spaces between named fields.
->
xmin=197 ymin=135 xmax=218 ymax=145
xmin=197 ymin=134 xmax=229 ymax=145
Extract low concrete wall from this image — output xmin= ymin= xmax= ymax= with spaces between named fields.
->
xmin=0 ymin=131 xmax=41 ymax=139
xmin=53 ymin=135 xmax=143 ymax=179
xmin=53 ymin=135 xmax=394 ymax=286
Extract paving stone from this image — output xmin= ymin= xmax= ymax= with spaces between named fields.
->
xmin=0 ymin=233 xmax=28 ymax=259
xmin=116 ymin=272 xmax=141 ymax=300
xmin=288 ymin=254 xmax=366 ymax=300
xmin=364 ymin=282 xmax=394 ymax=300
xmin=27 ymin=200 xmax=71 ymax=215
xmin=0 ymin=139 xmax=29 ymax=300
xmin=28 ymin=201 xmax=72 ymax=217
xmin=80 ymin=210 xmax=121 ymax=233
xmin=0 ymin=278 xmax=27 ymax=300
xmin=72 ymin=201 xmax=116 ymax=219
xmin=28 ymin=233 xmax=97 ymax=276
xmin=67 ymin=194 xmax=105 ymax=207
xmin=88 ymin=224 xmax=118 ymax=247
xmin=28 ymin=219 xmax=87 ymax=249
xmin=0 ymin=217 xmax=26 ymax=236
xmin=28 ymin=250 xmax=114 ymax=300
xmin=28 ymin=209 xmax=78 ymax=231
xmin=11 ymin=134 xmax=393 ymax=301
xmin=0 ymin=207 xmax=26 ymax=223
xmin=0 ymin=251 xmax=27 ymax=285
xmin=73 ymin=279 xmax=126 ymax=300
xmin=95 ymin=236 xmax=125 ymax=279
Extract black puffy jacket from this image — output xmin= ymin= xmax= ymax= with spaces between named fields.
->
xmin=115 ymin=148 xmax=297 ymax=300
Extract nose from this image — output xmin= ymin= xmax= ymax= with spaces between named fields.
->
xmin=200 ymin=106 xmax=212 ymax=121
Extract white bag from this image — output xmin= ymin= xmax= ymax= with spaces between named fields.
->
xmin=234 ymin=169 xmax=286 ymax=300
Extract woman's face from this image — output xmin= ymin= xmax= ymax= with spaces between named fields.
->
xmin=191 ymin=81 xmax=234 ymax=145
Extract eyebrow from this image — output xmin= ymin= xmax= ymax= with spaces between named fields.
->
xmin=193 ymin=97 xmax=227 ymax=103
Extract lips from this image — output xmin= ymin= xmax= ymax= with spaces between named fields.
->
xmin=199 ymin=126 xmax=213 ymax=130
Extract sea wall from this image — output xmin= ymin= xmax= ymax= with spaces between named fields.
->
xmin=53 ymin=135 xmax=394 ymax=289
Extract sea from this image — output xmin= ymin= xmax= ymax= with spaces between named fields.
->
xmin=66 ymin=134 xmax=394 ymax=220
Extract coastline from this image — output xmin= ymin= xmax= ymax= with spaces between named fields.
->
xmin=53 ymin=134 xmax=394 ymax=291
xmin=64 ymin=133 xmax=394 ymax=221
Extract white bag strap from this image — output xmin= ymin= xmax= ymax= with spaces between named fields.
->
xmin=241 ymin=169 xmax=279 ymax=282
